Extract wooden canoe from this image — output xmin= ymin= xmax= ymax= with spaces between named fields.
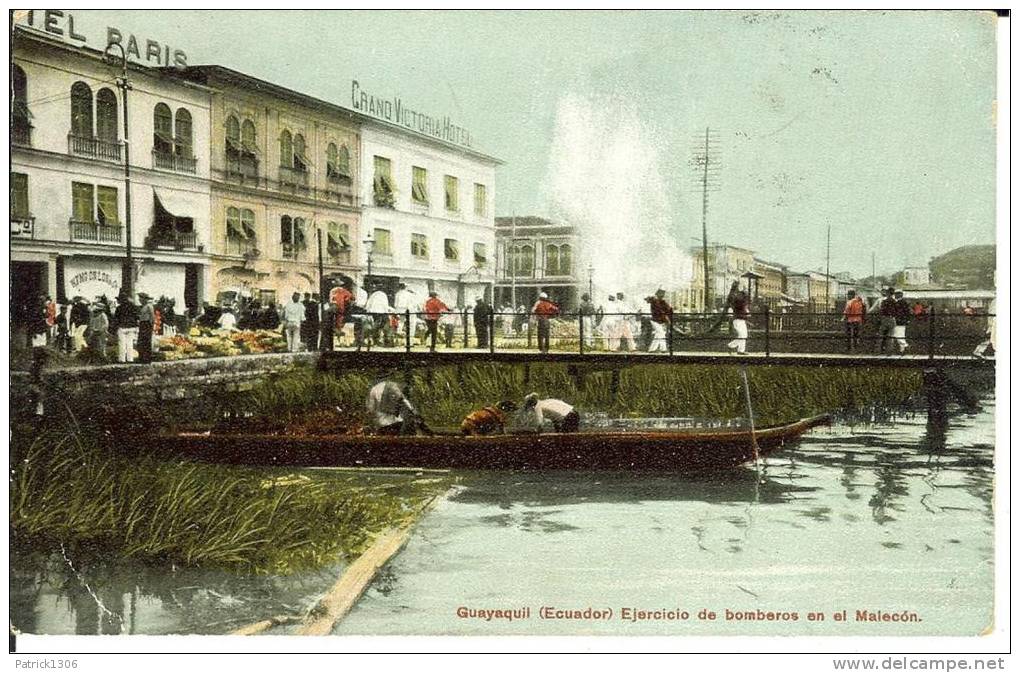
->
xmin=162 ymin=414 xmax=831 ymax=471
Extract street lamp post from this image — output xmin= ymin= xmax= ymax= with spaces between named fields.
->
xmin=362 ymin=232 xmax=375 ymax=291
xmin=587 ymin=263 xmax=594 ymax=299
xmin=105 ymin=42 xmax=134 ymax=297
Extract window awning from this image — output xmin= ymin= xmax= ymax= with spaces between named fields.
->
xmin=153 ymin=188 xmax=194 ymax=220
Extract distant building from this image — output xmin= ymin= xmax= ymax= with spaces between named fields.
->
xmin=690 ymin=244 xmax=756 ymax=310
xmin=494 ymin=216 xmax=580 ymax=310
xmin=899 ymin=266 xmax=932 ymax=287
xmin=752 ymin=259 xmax=787 ymax=308
xmin=928 ymin=245 xmax=995 ymax=290
xmin=785 ymin=273 xmax=810 ymax=304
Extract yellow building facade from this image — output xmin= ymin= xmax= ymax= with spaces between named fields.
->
xmin=173 ymin=66 xmax=362 ymax=305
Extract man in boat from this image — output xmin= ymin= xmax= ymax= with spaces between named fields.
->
xmin=460 ymin=400 xmax=519 ymax=435
xmin=365 ymin=381 xmax=432 ymax=436
xmin=514 ymin=393 xmax=580 ymax=433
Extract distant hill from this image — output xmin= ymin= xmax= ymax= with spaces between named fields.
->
xmin=929 ymin=245 xmax=996 ymax=289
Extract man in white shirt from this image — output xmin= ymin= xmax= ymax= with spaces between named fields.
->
xmin=217 ymin=308 xmax=238 ymax=331
xmin=365 ymin=380 xmax=431 ymax=435
xmin=365 ymin=289 xmax=394 ymax=346
xmin=393 ymin=283 xmax=420 ymax=345
xmin=511 ymin=393 xmax=580 ymax=433
xmin=282 ymin=292 xmax=305 ymax=352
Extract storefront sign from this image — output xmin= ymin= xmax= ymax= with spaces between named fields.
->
xmin=351 ymin=80 xmax=473 ymax=148
xmin=16 ymin=10 xmax=188 ymax=67
xmin=65 ymin=258 xmax=122 ymax=300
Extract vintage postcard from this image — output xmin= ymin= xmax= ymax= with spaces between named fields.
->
xmin=7 ymin=7 xmax=1007 ymax=660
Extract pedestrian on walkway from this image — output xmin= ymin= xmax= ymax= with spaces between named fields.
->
xmin=282 ymin=292 xmax=305 ymax=352
xmin=843 ymin=289 xmax=866 ymax=352
xmin=532 ymin=292 xmax=560 ymax=353
xmin=709 ymin=281 xmax=750 ymax=354
xmin=876 ymin=288 xmax=897 ymax=353
xmin=137 ymin=293 xmax=155 ymax=363
xmin=424 ymin=291 xmax=451 ymax=352
xmin=70 ymin=296 xmax=90 ymax=352
xmin=302 ymin=292 xmax=320 ymax=351
xmin=113 ymin=293 xmax=140 ymax=363
xmin=473 ymin=297 xmax=492 ymax=349
xmin=86 ymin=302 xmax=110 ymax=360
xmin=646 ymin=289 xmax=674 ymax=352
xmin=602 ymin=295 xmax=619 ymax=351
xmin=615 ymin=292 xmax=637 ymax=351
xmin=892 ymin=290 xmax=911 ymax=354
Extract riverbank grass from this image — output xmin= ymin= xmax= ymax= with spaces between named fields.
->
xmin=10 ymin=426 xmax=450 ymax=575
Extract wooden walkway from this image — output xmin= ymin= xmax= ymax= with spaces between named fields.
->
xmin=319 ymin=347 xmax=995 ymax=371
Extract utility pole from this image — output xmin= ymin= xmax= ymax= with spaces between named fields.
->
xmin=691 ymin=128 xmax=721 ymax=310
xmin=872 ymin=252 xmax=876 ymax=290
xmin=106 ymin=43 xmax=134 ymax=297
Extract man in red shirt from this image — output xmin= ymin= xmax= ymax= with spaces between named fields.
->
xmin=330 ymin=284 xmax=354 ymax=327
xmin=531 ymin=292 xmax=560 ymax=353
xmin=843 ymin=289 xmax=866 ymax=352
xmin=423 ymin=291 xmax=451 ymax=352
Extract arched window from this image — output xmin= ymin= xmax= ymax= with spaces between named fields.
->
xmin=545 ymin=244 xmax=560 ymax=276
xmin=70 ymin=81 xmax=93 ymax=137
xmin=240 ymin=119 xmax=258 ymax=176
xmin=225 ymin=115 xmax=240 ymax=172
xmin=95 ymin=88 xmax=118 ymax=142
xmin=293 ymin=134 xmax=307 ymax=171
xmin=326 ymin=143 xmax=338 ymax=178
xmin=153 ymin=103 xmax=173 ymax=155
xmin=518 ymin=245 xmax=534 ymax=276
xmin=226 ymin=206 xmax=242 ymax=240
xmin=280 ymin=214 xmax=305 ymax=258
xmin=279 ymin=130 xmax=293 ymax=168
xmin=174 ymin=108 xmax=193 ymax=158
xmin=240 ymin=209 xmax=256 ymax=239
xmin=559 ymin=244 xmax=572 ymax=276
xmin=337 ymin=144 xmax=350 ymax=177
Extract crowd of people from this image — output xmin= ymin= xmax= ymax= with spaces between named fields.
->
xmin=21 ymin=291 xmax=180 ymax=364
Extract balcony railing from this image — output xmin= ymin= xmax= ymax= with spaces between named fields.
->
xmin=326 ymin=249 xmax=352 ymax=266
xmin=11 ymin=216 xmax=35 ymax=239
xmin=70 ymin=219 xmax=122 ymax=244
xmin=153 ymin=150 xmax=197 ymax=174
xmin=279 ymin=166 xmax=310 ymax=190
xmin=68 ymin=134 xmax=122 ymax=162
xmin=225 ymin=237 xmax=259 ymax=257
xmin=148 ymin=230 xmax=198 ymax=251
xmin=12 ymin=124 xmax=31 ymax=147
xmin=327 ymin=172 xmax=352 ymax=187
xmin=281 ymin=243 xmax=309 ymax=260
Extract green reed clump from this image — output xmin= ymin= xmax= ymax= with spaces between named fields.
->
xmin=233 ymin=362 xmax=921 ymax=429
xmin=10 ymin=424 xmax=448 ymax=574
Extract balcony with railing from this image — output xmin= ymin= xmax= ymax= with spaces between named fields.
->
xmin=278 ymin=166 xmax=310 ymax=192
xmin=225 ymin=237 xmax=260 ymax=257
xmin=11 ymin=216 xmax=35 ymax=239
xmin=147 ymin=230 xmax=199 ymax=251
xmin=281 ymin=242 xmax=309 ymax=261
xmin=68 ymin=134 xmax=122 ymax=162
xmin=153 ymin=150 xmax=197 ymax=174
xmin=69 ymin=219 xmax=122 ymax=244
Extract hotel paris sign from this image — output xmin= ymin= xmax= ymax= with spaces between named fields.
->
xmin=16 ymin=10 xmax=188 ymax=67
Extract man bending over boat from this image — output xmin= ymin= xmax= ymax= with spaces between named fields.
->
xmin=365 ymin=381 xmax=433 ymax=436
xmin=461 ymin=400 xmax=519 ymax=435
xmin=512 ymin=393 xmax=581 ymax=433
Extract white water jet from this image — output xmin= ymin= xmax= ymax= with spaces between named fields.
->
xmin=546 ymin=91 xmax=694 ymax=301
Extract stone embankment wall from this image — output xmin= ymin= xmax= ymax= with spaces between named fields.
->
xmin=12 ymin=353 xmax=319 ymax=406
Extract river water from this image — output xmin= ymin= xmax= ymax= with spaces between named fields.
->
xmin=10 ymin=393 xmax=995 ymax=637
xmin=333 ymin=394 xmax=996 ymax=637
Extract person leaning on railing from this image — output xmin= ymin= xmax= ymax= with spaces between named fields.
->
xmin=531 ymin=292 xmax=560 ymax=354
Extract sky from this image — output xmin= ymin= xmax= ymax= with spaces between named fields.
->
xmin=52 ymin=10 xmax=998 ymax=278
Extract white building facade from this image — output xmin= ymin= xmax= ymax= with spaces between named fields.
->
xmin=358 ymin=124 xmax=500 ymax=308
xmin=12 ymin=26 xmax=212 ymax=327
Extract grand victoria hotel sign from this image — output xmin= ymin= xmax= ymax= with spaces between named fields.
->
xmin=351 ymin=80 xmax=474 ymax=148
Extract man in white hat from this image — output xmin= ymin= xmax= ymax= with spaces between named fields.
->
xmin=531 ymin=292 xmax=560 ymax=353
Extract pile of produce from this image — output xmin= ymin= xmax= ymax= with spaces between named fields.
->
xmin=154 ymin=327 xmax=287 ymax=361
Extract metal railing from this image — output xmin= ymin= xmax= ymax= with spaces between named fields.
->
xmin=153 ymin=150 xmax=197 ymax=174
xmin=69 ymin=219 xmax=122 ymax=244
xmin=68 ymin=134 xmax=122 ymax=162
xmin=279 ymin=165 xmax=310 ymax=190
xmin=318 ymin=308 xmax=995 ymax=360
xmin=281 ymin=242 xmax=308 ymax=260
xmin=225 ymin=237 xmax=259 ymax=257
xmin=11 ymin=216 xmax=35 ymax=239
xmin=148 ymin=230 xmax=198 ymax=250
